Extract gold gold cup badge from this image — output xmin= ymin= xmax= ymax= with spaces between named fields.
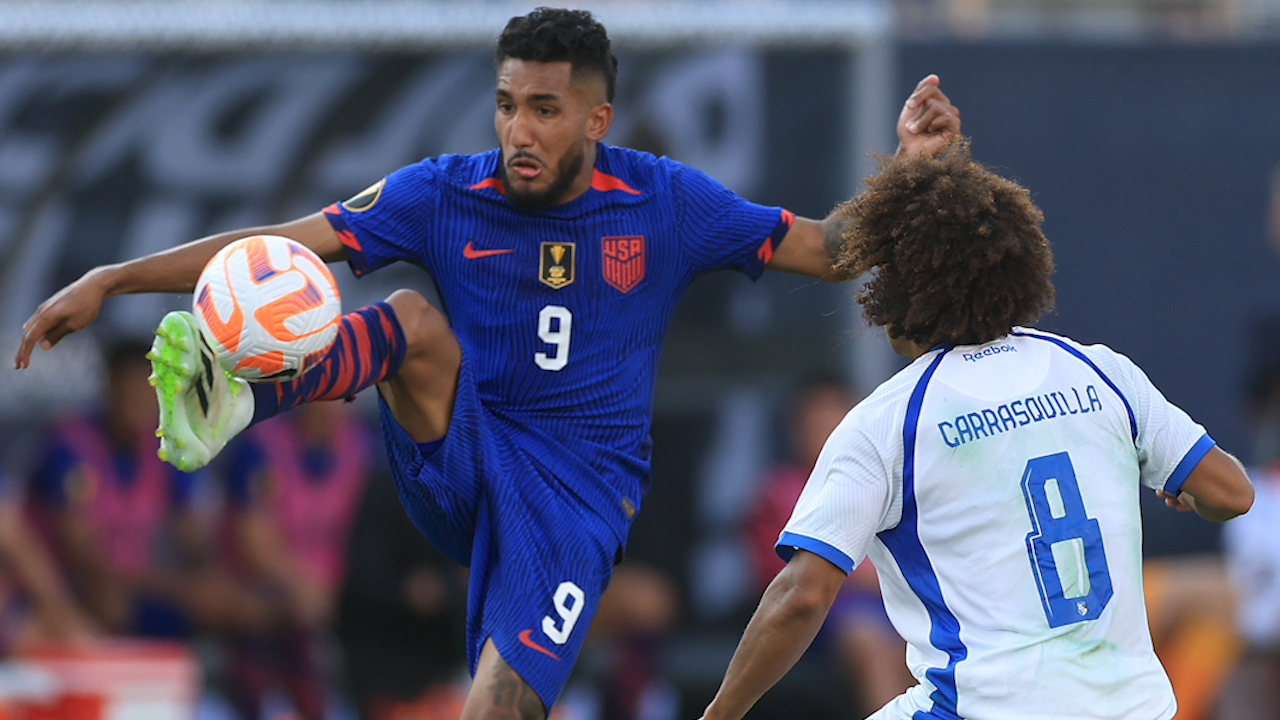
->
xmin=539 ymin=241 xmax=575 ymax=289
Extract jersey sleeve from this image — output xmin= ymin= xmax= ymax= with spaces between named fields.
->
xmin=775 ymin=412 xmax=896 ymax=574
xmin=1098 ymin=348 xmax=1214 ymax=495
xmin=322 ymin=159 xmax=440 ymax=278
xmin=670 ymin=161 xmax=794 ymax=279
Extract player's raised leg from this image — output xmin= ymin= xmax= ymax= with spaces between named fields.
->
xmin=374 ymin=289 xmax=461 ymax=443
xmin=247 ymin=288 xmax=459 ymax=443
xmin=149 ymin=288 xmax=459 ymax=470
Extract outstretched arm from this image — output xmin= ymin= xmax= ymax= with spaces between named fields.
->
xmin=700 ymin=550 xmax=847 ymax=720
xmin=1156 ymin=445 xmax=1254 ymax=522
xmin=766 ymin=75 xmax=960 ymax=279
xmin=15 ymin=212 xmax=344 ymax=369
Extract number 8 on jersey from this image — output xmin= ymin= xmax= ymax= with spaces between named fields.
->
xmin=1021 ymin=452 xmax=1114 ymax=627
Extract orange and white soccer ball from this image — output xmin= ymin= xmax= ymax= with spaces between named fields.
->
xmin=193 ymin=235 xmax=341 ymax=382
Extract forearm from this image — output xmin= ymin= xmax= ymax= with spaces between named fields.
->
xmin=101 ymin=217 xmax=336 ymax=296
xmin=98 ymin=232 xmax=244 ymax=296
xmin=767 ymin=215 xmax=854 ymax=280
xmin=821 ymin=214 xmax=851 ymax=271
xmin=1181 ymin=491 xmax=1248 ymax=522
xmin=703 ymin=574 xmax=834 ymax=720
xmin=1175 ymin=447 xmax=1254 ymax=522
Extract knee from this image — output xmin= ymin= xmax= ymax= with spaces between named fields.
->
xmin=385 ymin=289 xmax=451 ymax=355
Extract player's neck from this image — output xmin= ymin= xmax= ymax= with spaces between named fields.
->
xmin=888 ymin=334 xmax=927 ymax=360
xmin=560 ymin=141 xmax=599 ymax=204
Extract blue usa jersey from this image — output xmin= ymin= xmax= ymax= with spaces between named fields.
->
xmin=324 ymin=144 xmax=792 ymax=542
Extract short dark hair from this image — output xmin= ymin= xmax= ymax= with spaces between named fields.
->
xmin=496 ymin=7 xmax=618 ymax=103
xmin=834 ymin=140 xmax=1055 ymax=349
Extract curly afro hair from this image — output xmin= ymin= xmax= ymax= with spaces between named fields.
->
xmin=496 ymin=7 xmax=618 ymax=102
xmin=834 ymin=140 xmax=1055 ymax=349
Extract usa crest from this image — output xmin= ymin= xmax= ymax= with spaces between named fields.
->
xmin=540 ymin=242 xmax=575 ymax=289
xmin=601 ymin=236 xmax=645 ymax=294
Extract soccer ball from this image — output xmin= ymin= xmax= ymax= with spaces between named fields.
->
xmin=193 ymin=235 xmax=341 ymax=382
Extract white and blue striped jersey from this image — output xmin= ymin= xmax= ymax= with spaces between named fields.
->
xmin=778 ymin=328 xmax=1213 ymax=720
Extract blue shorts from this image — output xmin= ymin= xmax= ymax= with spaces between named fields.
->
xmin=376 ymin=351 xmax=618 ymax=711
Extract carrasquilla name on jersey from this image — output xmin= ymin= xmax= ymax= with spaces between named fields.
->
xmin=937 ymin=385 xmax=1104 ymax=448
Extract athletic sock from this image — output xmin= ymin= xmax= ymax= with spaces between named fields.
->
xmin=248 ymin=301 xmax=407 ymax=426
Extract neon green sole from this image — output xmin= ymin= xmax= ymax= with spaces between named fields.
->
xmin=148 ymin=312 xmax=202 ymax=471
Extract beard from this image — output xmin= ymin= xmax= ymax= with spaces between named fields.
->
xmin=500 ymin=145 xmax=586 ymax=211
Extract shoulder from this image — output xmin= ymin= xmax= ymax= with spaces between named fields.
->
xmin=1009 ymin=326 xmax=1141 ymax=383
xmin=386 ymin=150 xmax=500 ymax=191
xmin=655 ymin=152 xmax=727 ymax=194
xmin=1009 ymin=326 xmax=1119 ymax=359
xmin=828 ymin=355 xmax=941 ymax=454
xmin=437 ymin=149 xmax=501 ymax=186
xmin=593 ymin=144 xmax=669 ymax=196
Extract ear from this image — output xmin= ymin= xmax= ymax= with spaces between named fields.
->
xmin=585 ymin=102 xmax=613 ymax=142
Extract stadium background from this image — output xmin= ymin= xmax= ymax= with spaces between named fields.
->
xmin=0 ymin=1 xmax=1278 ymax=718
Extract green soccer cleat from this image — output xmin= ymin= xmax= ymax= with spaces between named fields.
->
xmin=147 ymin=311 xmax=254 ymax=472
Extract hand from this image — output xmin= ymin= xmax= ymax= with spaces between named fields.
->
xmin=896 ymin=75 xmax=961 ymax=158
xmin=1156 ymin=490 xmax=1196 ymax=512
xmin=14 ymin=267 xmax=113 ymax=369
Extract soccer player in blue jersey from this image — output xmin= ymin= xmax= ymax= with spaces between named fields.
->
xmin=15 ymin=8 xmax=960 ymax=719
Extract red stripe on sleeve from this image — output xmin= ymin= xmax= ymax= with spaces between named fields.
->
xmin=590 ymin=170 xmax=641 ymax=195
xmin=756 ymin=239 xmax=774 ymax=265
xmin=468 ymin=177 xmax=506 ymax=193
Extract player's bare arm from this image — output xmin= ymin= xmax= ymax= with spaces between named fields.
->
xmin=1157 ymin=446 xmax=1254 ymax=521
xmin=764 ymin=215 xmax=852 ymax=280
xmin=699 ymin=550 xmax=846 ymax=720
xmin=14 ymin=212 xmax=345 ymax=369
xmin=765 ymin=75 xmax=959 ymax=280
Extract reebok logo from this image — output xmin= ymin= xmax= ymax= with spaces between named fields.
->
xmin=463 ymin=241 xmax=513 ymax=259
xmin=962 ymin=344 xmax=1017 ymax=362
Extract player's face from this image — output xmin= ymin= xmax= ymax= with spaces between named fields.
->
xmin=495 ymin=59 xmax=612 ymax=209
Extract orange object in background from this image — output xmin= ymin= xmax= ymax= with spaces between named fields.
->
xmin=9 ymin=694 xmax=105 ymax=720
xmin=0 ymin=641 xmax=197 ymax=720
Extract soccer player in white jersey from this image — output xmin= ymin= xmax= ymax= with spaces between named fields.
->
xmin=699 ymin=141 xmax=1255 ymax=720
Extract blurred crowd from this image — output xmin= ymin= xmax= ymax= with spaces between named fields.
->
xmin=0 ymin=341 xmax=469 ymax=720
xmin=2 ymin=310 xmax=1280 ymax=719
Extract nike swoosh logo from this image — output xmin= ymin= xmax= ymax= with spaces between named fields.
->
xmin=518 ymin=629 xmax=561 ymax=661
xmin=463 ymin=241 xmax=514 ymax=259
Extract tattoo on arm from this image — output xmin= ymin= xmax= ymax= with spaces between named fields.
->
xmin=822 ymin=216 xmax=851 ymax=261
xmin=486 ymin=665 xmax=546 ymax=720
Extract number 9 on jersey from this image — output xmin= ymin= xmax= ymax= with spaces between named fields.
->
xmin=535 ymin=305 xmax=572 ymax=371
